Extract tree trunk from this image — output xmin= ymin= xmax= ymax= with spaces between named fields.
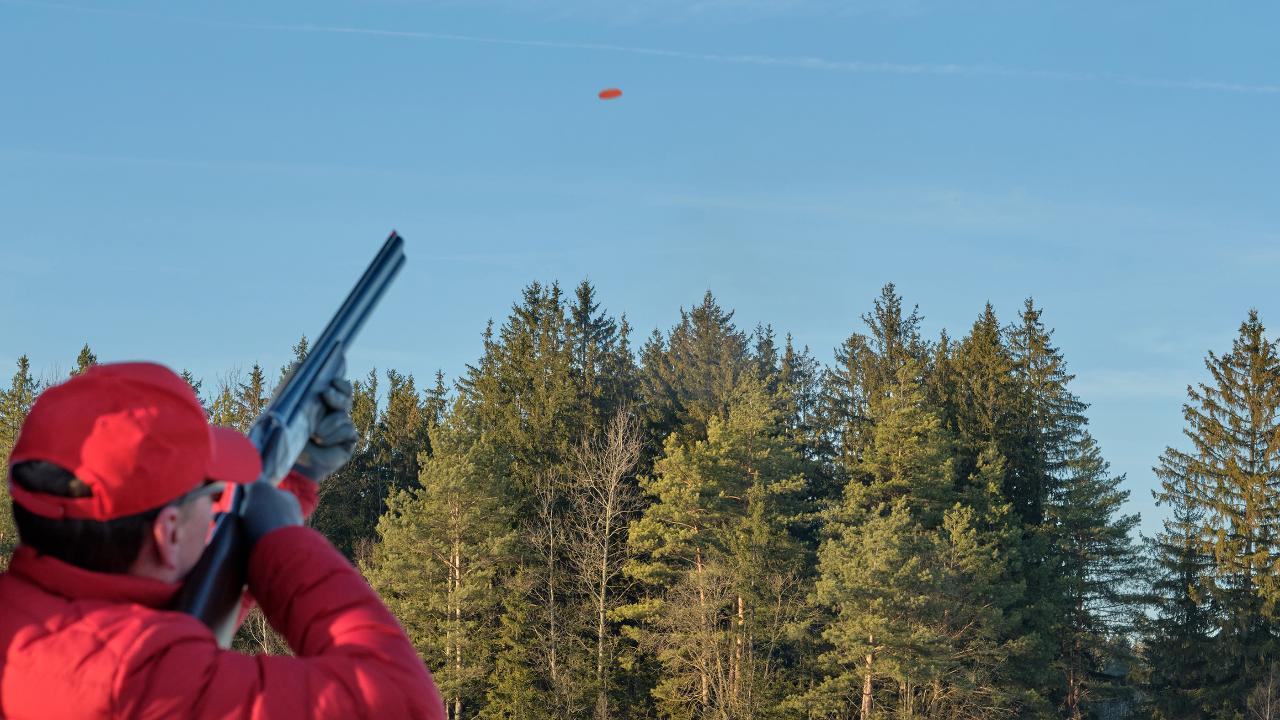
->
xmin=697 ymin=546 xmax=710 ymax=708
xmin=452 ymin=512 xmax=463 ymax=720
xmin=733 ymin=594 xmax=745 ymax=710
xmin=861 ymin=638 xmax=874 ymax=720
xmin=597 ymin=546 xmax=609 ymax=719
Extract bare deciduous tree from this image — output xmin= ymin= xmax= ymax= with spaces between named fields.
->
xmin=567 ymin=409 xmax=643 ymax=720
xmin=1251 ymin=665 xmax=1280 ymax=720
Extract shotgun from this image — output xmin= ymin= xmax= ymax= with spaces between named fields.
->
xmin=174 ymin=231 xmax=406 ymax=647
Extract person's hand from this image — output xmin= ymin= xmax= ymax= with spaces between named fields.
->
xmin=292 ymin=376 xmax=358 ymax=483
xmin=239 ymin=481 xmax=303 ymax=546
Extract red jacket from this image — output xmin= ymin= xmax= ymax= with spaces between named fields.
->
xmin=0 ymin=525 xmax=445 ymax=719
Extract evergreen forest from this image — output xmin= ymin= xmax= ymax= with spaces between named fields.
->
xmin=3 ymin=281 xmax=1279 ymax=720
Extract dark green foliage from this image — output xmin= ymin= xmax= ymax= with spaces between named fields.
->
xmin=639 ymin=291 xmax=753 ymax=447
xmin=483 ymin=571 xmax=555 ymax=720
xmin=816 ymin=283 xmax=928 ymax=494
xmin=1142 ymin=467 xmax=1217 ymax=719
xmin=72 ymin=344 xmax=97 ymax=376
xmin=623 ymin=377 xmax=815 ymax=719
xmin=179 ymin=369 xmax=203 ymax=406
xmin=30 ymin=284 xmax=1278 ymax=720
xmin=1143 ymin=310 xmax=1280 ymax=717
xmin=1047 ymin=434 xmax=1142 ymax=718
xmin=812 ymin=357 xmax=1022 ymax=719
xmin=364 ymin=419 xmax=512 ymax=720
xmin=0 ymin=356 xmax=40 ymax=568
xmin=312 ymin=368 xmax=435 ymax=560
xmin=948 ymin=304 xmax=1019 ymax=486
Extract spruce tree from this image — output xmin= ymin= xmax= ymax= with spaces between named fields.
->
xmin=1007 ymin=299 xmax=1087 ymax=526
xmin=179 ymin=369 xmax=203 ymax=409
xmin=0 ymin=356 xmax=40 ymax=568
xmin=1144 ymin=465 xmax=1217 ymax=719
xmin=447 ymin=280 xmax=634 ymax=712
xmin=776 ymin=336 xmax=822 ymax=457
xmin=949 ymin=304 xmax=1019 ymax=486
xmin=235 ymin=363 xmax=269 ymax=430
xmin=811 ymin=337 xmax=1031 ymax=718
xmin=278 ymin=335 xmax=309 ymax=383
xmin=314 ymin=368 xmax=427 ymax=559
xmin=624 ymin=377 xmax=813 ymax=719
xmin=1152 ymin=310 xmax=1280 ymax=713
xmin=569 ymin=281 xmax=635 ymax=433
xmin=1047 ymin=434 xmax=1141 ymax=718
xmin=484 ymin=569 xmax=555 ymax=720
xmin=206 ymin=369 xmax=244 ymax=429
xmin=365 ymin=420 xmax=512 ymax=720
xmin=638 ymin=291 xmax=752 ymax=446
xmin=1004 ymin=299 xmax=1089 ymax=709
xmin=71 ymin=343 xmax=96 ymax=376
xmin=816 ymin=283 xmax=928 ymax=493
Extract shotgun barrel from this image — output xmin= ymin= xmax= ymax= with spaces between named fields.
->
xmin=174 ymin=231 xmax=406 ymax=647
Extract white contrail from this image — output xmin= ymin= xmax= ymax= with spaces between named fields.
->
xmin=243 ymin=23 xmax=1280 ymax=94
xmin=5 ymin=0 xmax=1280 ymax=95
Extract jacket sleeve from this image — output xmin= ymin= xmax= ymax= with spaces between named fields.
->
xmin=218 ymin=470 xmax=321 ymax=630
xmin=112 ymin=527 xmax=445 ymax=720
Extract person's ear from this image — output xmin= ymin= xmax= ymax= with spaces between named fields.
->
xmin=150 ymin=506 xmax=183 ymax=571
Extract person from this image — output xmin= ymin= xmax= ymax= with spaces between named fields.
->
xmin=0 ymin=361 xmax=445 ymax=719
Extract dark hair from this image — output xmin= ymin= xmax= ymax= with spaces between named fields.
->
xmin=11 ymin=461 xmax=163 ymax=573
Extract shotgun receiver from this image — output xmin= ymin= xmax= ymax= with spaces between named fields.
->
xmin=174 ymin=231 xmax=406 ymax=647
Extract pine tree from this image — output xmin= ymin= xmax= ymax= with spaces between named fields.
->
xmin=278 ymin=335 xmax=309 ymax=384
xmin=207 ymin=369 xmax=243 ymax=429
xmin=812 ymin=354 xmax=1027 ymax=719
xmin=483 ymin=569 xmax=555 ymax=720
xmin=624 ymin=377 xmax=813 ymax=719
xmin=569 ymin=281 xmax=635 ymax=433
xmin=71 ymin=344 xmax=96 ymax=376
xmin=1143 ymin=464 xmax=1217 ymax=719
xmin=1151 ymin=310 xmax=1280 ymax=714
xmin=1047 ymin=434 xmax=1142 ymax=718
xmin=0 ymin=356 xmax=40 ymax=568
xmin=447 ymin=280 xmax=636 ymax=712
xmin=179 ymin=370 xmax=204 ymax=409
xmin=639 ymin=291 xmax=753 ymax=446
xmin=236 ymin=363 xmax=269 ymax=430
xmin=1004 ymin=299 xmax=1090 ymax=709
xmin=365 ymin=421 xmax=513 ymax=720
xmin=812 ymin=360 xmax=951 ymax=717
xmin=816 ymin=284 xmax=928 ymax=493
xmin=949 ymin=304 xmax=1019 ymax=486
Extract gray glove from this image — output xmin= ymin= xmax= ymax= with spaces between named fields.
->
xmin=239 ymin=481 xmax=303 ymax=545
xmin=292 ymin=375 xmax=359 ymax=483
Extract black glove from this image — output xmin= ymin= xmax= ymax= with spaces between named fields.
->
xmin=293 ymin=376 xmax=359 ymax=483
xmin=238 ymin=481 xmax=303 ymax=546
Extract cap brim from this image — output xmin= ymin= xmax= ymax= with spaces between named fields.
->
xmin=207 ymin=426 xmax=262 ymax=484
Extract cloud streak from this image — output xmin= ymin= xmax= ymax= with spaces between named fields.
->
xmin=229 ymin=22 xmax=1280 ymax=95
xmin=6 ymin=0 xmax=1280 ymax=95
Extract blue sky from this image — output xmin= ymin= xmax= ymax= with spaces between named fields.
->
xmin=2 ymin=0 xmax=1278 ymax=538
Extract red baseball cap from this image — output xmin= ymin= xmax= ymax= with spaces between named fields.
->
xmin=8 ymin=362 xmax=262 ymax=521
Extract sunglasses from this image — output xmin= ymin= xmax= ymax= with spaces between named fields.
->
xmin=175 ymin=480 xmax=228 ymax=507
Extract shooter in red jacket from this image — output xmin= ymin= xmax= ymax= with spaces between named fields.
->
xmin=0 ymin=362 xmax=445 ymax=719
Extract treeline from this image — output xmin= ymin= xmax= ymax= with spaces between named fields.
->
xmin=1 ymin=283 xmax=1278 ymax=719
